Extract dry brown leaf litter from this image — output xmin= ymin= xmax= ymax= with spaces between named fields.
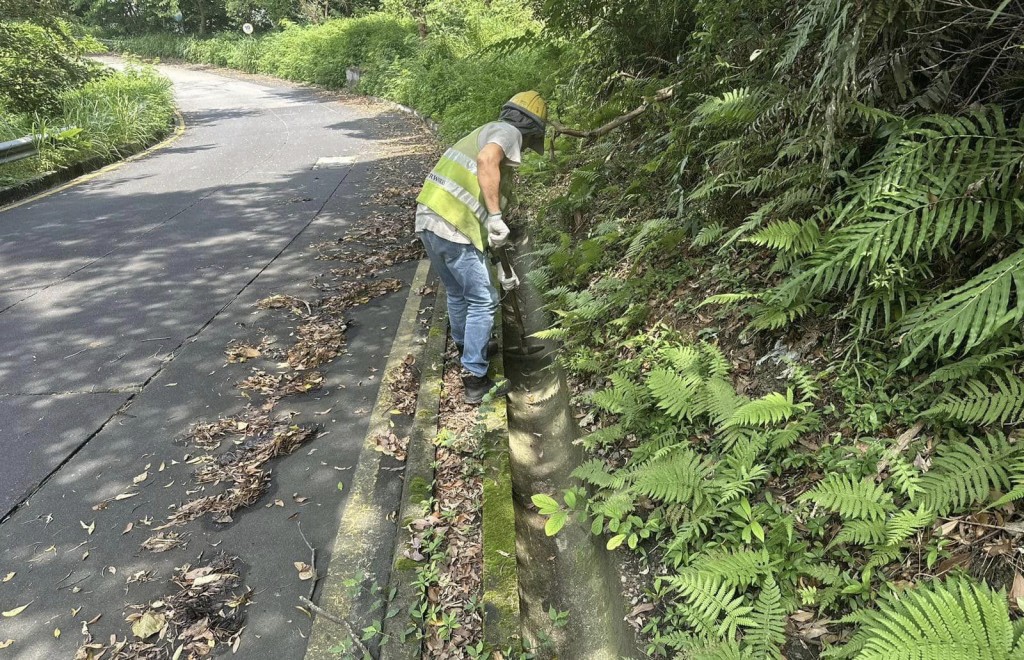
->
xmin=75 ymin=553 xmax=249 ymax=660
xmin=421 ymin=347 xmax=486 ymax=657
xmin=164 ymin=425 xmax=318 ymax=527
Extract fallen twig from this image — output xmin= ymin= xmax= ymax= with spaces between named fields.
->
xmin=298 ymin=596 xmax=369 ymax=657
xmin=297 ymin=522 xmax=317 ymax=599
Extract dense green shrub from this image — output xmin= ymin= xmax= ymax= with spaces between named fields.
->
xmin=0 ymin=18 xmax=100 ymax=114
xmin=257 ymin=14 xmax=418 ymax=86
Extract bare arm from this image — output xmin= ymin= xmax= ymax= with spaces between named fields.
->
xmin=476 ymin=143 xmax=505 ymax=215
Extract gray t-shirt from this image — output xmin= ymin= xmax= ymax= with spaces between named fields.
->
xmin=416 ymin=121 xmax=523 ymax=244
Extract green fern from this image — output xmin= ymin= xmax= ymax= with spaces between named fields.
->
xmin=723 ymin=389 xmax=808 ymax=428
xmin=699 ymin=292 xmax=763 ymax=308
xmin=924 ymin=373 xmax=1024 ymax=426
xmin=800 ymin=474 xmax=896 ymax=520
xmin=683 ymin=549 xmax=771 ymax=589
xmin=693 ymin=222 xmax=727 ymax=248
xmin=829 ymin=578 xmax=1024 ymax=659
xmin=746 ymin=218 xmax=821 ymax=255
xmin=833 ymin=519 xmax=886 ymax=546
xmin=572 ymin=458 xmax=626 ymax=490
xmin=631 ymin=448 xmax=713 ymax=506
xmin=741 ymin=576 xmax=786 ymax=659
xmin=917 ymin=345 xmax=1024 ymax=388
xmin=901 ymin=248 xmax=1024 ymax=364
xmin=669 ymin=573 xmax=757 ymax=640
xmin=916 ymin=432 xmax=1020 ymax=514
xmin=883 ymin=507 xmax=934 ymax=546
xmin=648 ymin=367 xmax=704 ymax=420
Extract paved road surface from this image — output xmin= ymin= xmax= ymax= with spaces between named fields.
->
xmin=0 ymin=60 xmax=430 ymax=658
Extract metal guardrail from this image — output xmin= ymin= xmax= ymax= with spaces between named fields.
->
xmin=0 ymin=135 xmax=38 ymax=166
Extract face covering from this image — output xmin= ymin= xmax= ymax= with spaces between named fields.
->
xmin=499 ymin=107 xmax=546 ymax=153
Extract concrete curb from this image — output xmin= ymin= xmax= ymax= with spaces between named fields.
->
xmin=0 ymin=109 xmax=186 ymax=213
xmin=379 ymin=294 xmax=448 ymax=659
xmin=304 ymin=259 xmax=432 ymax=658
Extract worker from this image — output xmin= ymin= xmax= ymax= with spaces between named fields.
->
xmin=415 ymin=91 xmax=548 ymax=404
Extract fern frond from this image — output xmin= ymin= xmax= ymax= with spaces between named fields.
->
xmin=571 ymin=458 xmax=626 ymax=490
xmin=924 ymin=374 xmax=1024 ymax=426
xmin=834 ymin=578 xmax=1017 ymax=659
xmin=700 ymin=343 xmax=733 ymax=379
xmin=900 ymin=247 xmax=1024 ymax=364
xmin=918 ymin=344 xmax=1024 ymax=388
xmin=746 ymin=219 xmax=821 ymax=256
xmin=693 ymin=222 xmax=726 ymax=248
xmin=884 ymin=507 xmax=935 ymax=546
xmin=630 ymin=449 xmax=712 ymax=507
xmin=647 ymin=367 xmax=704 ymax=420
xmin=834 ymin=519 xmax=887 ymax=546
xmin=670 ymin=573 xmax=757 ymax=640
xmin=741 ymin=576 xmax=786 ymax=659
xmin=699 ymin=292 xmax=764 ymax=308
xmin=785 ymin=361 xmax=820 ymax=402
xmin=626 ymin=217 xmax=673 ymax=262
xmin=686 ymin=549 xmax=771 ymax=589
xmin=800 ymin=474 xmax=895 ymax=520
xmin=723 ymin=389 xmax=807 ymax=428
xmin=917 ymin=433 xmax=1020 ymax=515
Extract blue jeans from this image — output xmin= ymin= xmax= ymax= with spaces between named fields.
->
xmin=418 ymin=231 xmax=497 ymax=377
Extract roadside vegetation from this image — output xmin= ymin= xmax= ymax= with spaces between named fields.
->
xmin=82 ymin=0 xmax=1024 ymax=656
xmin=0 ymin=0 xmax=175 ymax=189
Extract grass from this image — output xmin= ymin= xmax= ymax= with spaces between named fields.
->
xmin=0 ymin=63 xmax=175 ymax=189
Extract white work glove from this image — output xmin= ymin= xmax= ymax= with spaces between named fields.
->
xmin=486 ymin=213 xmax=510 ymax=248
xmin=498 ymin=268 xmax=520 ymax=291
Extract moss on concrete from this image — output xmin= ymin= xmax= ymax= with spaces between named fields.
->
xmin=407 ymin=476 xmax=432 ymax=506
xmin=393 ymin=556 xmax=420 ymax=572
xmin=481 ymin=397 xmax=521 ymax=645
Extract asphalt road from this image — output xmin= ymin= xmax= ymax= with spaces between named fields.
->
xmin=0 ymin=60 xmax=432 ymax=657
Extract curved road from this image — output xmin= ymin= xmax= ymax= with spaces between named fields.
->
xmin=0 ymin=60 xmax=429 ymax=657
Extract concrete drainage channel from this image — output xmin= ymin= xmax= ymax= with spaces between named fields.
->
xmin=307 ymin=240 xmax=632 ymax=658
xmin=501 ymin=237 xmax=637 ymax=658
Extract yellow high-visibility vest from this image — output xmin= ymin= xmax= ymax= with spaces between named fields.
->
xmin=416 ymin=124 xmax=514 ymax=252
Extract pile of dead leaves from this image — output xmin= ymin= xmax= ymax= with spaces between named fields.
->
xmin=75 ymin=554 xmax=250 ymax=660
xmin=286 ymin=319 xmax=348 ymax=370
xmin=237 ymin=370 xmax=324 ymax=398
xmin=318 ymin=278 xmax=404 ymax=312
xmin=165 ymin=425 xmax=318 ymax=527
xmin=256 ymin=294 xmax=309 ymax=316
xmin=185 ymin=412 xmax=271 ymax=451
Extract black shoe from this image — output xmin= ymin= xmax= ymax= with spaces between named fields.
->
xmin=461 ymin=371 xmax=511 ymax=404
xmin=455 ymin=338 xmax=499 ymax=360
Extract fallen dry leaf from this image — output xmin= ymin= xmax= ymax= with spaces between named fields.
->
xmin=2 ymin=572 xmax=13 ymax=583
xmin=293 ymin=562 xmax=315 ymax=581
xmin=133 ymin=471 xmax=149 ymax=485
xmin=628 ymin=602 xmax=655 ymax=617
xmin=80 ymin=520 xmax=95 ymax=535
xmin=1011 ymin=573 xmax=1024 ymax=610
xmin=2 ymin=603 xmax=29 ymax=617
xmin=131 ymin=611 xmax=166 ymax=639
xmin=0 ymin=640 xmax=12 ymax=649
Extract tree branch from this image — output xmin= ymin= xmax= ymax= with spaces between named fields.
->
xmin=551 ymin=82 xmax=680 ymax=140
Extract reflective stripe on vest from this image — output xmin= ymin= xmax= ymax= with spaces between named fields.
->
xmin=416 ymin=127 xmax=491 ymax=252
